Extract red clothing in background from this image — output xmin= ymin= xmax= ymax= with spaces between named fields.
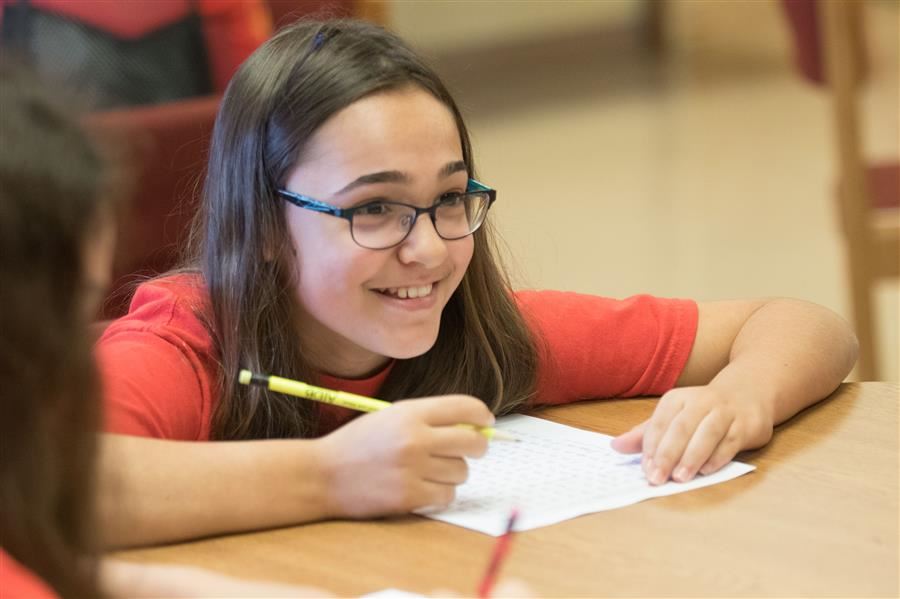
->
xmin=0 ymin=0 xmax=272 ymax=92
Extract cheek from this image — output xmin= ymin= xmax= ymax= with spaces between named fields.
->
xmin=298 ymin=251 xmax=376 ymax=296
xmin=294 ymin=249 xmax=387 ymax=345
xmin=288 ymin=217 xmax=379 ymax=302
xmin=287 ymin=214 xmax=339 ymax=276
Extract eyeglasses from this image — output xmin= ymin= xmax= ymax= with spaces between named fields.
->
xmin=277 ymin=179 xmax=497 ymax=250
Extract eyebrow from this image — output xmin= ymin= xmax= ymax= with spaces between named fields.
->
xmin=439 ymin=160 xmax=468 ymax=178
xmin=336 ymin=160 xmax=468 ymax=195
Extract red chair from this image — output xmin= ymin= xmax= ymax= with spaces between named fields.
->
xmin=782 ymin=0 xmax=899 ymax=380
xmin=84 ymin=3 xmax=387 ymax=320
xmin=84 ymin=96 xmax=219 ymax=319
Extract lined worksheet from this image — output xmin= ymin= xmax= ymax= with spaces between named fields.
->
xmin=424 ymin=415 xmax=755 ymax=536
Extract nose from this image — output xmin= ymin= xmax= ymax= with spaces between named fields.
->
xmin=396 ymin=213 xmax=448 ymax=267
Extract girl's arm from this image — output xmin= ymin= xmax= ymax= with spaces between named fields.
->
xmin=99 ymin=559 xmax=327 ymax=597
xmin=98 ymin=394 xmax=492 ymax=547
xmin=97 ymin=434 xmax=334 ymax=547
xmin=100 ymin=559 xmax=533 ymax=598
xmin=612 ymin=298 xmax=858 ymax=484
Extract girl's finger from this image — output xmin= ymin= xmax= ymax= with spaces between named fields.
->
xmin=646 ymin=405 xmax=707 ymax=485
xmin=610 ymin=420 xmax=647 ymax=454
xmin=423 ymin=455 xmax=469 ymax=485
xmin=410 ymin=395 xmax=496 ymax=428
xmin=671 ymin=411 xmax=732 ymax=482
xmin=417 ymin=480 xmax=458 ymax=511
xmin=427 ymin=425 xmax=489 ymax=458
xmin=698 ymin=421 xmax=744 ymax=475
xmin=641 ymin=391 xmax=687 ymax=469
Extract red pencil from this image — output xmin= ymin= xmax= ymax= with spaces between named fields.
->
xmin=477 ymin=508 xmax=520 ymax=599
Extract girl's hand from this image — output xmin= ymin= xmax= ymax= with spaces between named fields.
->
xmin=317 ymin=394 xmax=493 ymax=518
xmin=610 ymin=385 xmax=773 ymax=485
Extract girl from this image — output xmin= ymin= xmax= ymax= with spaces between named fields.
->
xmin=96 ymin=19 xmax=857 ymax=548
xmin=0 ymin=62 xmax=324 ymax=598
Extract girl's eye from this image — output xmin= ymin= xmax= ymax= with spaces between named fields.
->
xmin=438 ymin=193 xmax=465 ymax=207
xmin=356 ymin=202 xmax=392 ymax=216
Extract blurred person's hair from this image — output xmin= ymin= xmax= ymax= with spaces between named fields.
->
xmin=0 ymin=60 xmax=114 ymax=596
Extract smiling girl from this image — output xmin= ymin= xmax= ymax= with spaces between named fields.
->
xmin=95 ymin=19 xmax=857 ymax=547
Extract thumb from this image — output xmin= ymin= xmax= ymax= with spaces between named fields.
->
xmin=610 ymin=420 xmax=647 ymax=454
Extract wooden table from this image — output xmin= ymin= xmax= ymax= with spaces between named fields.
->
xmin=117 ymin=383 xmax=899 ymax=597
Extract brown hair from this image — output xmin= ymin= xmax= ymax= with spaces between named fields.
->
xmin=0 ymin=62 xmax=108 ymax=595
xmin=192 ymin=20 xmax=539 ymax=440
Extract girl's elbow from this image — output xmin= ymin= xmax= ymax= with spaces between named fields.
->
xmin=821 ymin=304 xmax=858 ymax=377
xmin=844 ymin=327 xmax=860 ymax=375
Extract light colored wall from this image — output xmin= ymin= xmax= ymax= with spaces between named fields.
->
xmin=391 ymin=0 xmax=640 ymax=54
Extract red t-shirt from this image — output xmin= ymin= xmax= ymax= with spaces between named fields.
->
xmin=96 ymin=275 xmax=697 ymax=440
xmin=0 ymin=549 xmax=58 ymax=599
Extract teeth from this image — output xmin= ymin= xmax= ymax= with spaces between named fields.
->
xmin=380 ymin=284 xmax=433 ymax=299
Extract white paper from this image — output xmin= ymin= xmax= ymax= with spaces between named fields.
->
xmin=425 ymin=415 xmax=755 ymax=536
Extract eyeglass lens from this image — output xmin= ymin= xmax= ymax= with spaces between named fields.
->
xmin=351 ymin=192 xmax=491 ymax=249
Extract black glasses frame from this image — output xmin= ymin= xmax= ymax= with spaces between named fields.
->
xmin=277 ymin=179 xmax=497 ymax=249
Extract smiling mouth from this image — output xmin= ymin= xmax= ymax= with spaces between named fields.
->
xmin=374 ymin=283 xmax=435 ymax=299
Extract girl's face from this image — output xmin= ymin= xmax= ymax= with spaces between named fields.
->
xmin=283 ymin=86 xmax=474 ymax=378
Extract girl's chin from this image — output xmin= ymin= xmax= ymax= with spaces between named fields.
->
xmin=377 ymin=334 xmax=440 ymax=360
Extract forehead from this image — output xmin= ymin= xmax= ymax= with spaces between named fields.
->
xmin=290 ymin=86 xmax=464 ymax=192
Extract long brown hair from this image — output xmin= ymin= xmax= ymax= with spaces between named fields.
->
xmin=0 ymin=63 xmax=108 ymax=596
xmin=192 ymin=20 xmax=539 ymax=440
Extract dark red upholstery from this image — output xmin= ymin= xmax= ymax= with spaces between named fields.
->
xmin=781 ymin=0 xmax=825 ymax=84
xmin=781 ymin=0 xmax=897 ymax=215
xmin=84 ymin=95 xmax=219 ymax=318
xmin=866 ymin=163 xmax=900 ymax=210
xmin=82 ymin=3 xmax=367 ymax=320
xmin=780 ymin=0 xmax=869 ymax=87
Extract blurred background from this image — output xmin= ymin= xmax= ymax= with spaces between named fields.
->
xmin=4 ymin=0 xmax=896 ymax=380
xmin=395 ymin=0 xmax=899 ymax=382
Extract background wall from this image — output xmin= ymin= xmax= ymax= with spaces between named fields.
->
xmin=392 ymin=0 xmax=898 ymax=381
xmin=392 ymin=0 xmax=639 ymax=54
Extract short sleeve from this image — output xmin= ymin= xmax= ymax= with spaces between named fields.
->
xmin=0 ymin=549 xmax=59 ymax=599
xmin=95 ymin=278 xmax=216 ymax=440
xmin=516 ymin=290 xmax=698 ymax=405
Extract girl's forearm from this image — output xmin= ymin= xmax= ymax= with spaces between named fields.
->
xmin=99 ymin=559 xmax=323 ymax=597
xmin=709 ymin=299 xmax=858 ymax=426
xmin=97 ymin=433 xmax=334 ymax=548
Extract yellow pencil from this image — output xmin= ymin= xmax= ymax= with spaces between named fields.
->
xmin=238 ymin=369 xmax=518 ymax=442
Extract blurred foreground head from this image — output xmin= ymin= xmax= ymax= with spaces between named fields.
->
xmin=0 ymin=60 xmax=117 ymax=597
